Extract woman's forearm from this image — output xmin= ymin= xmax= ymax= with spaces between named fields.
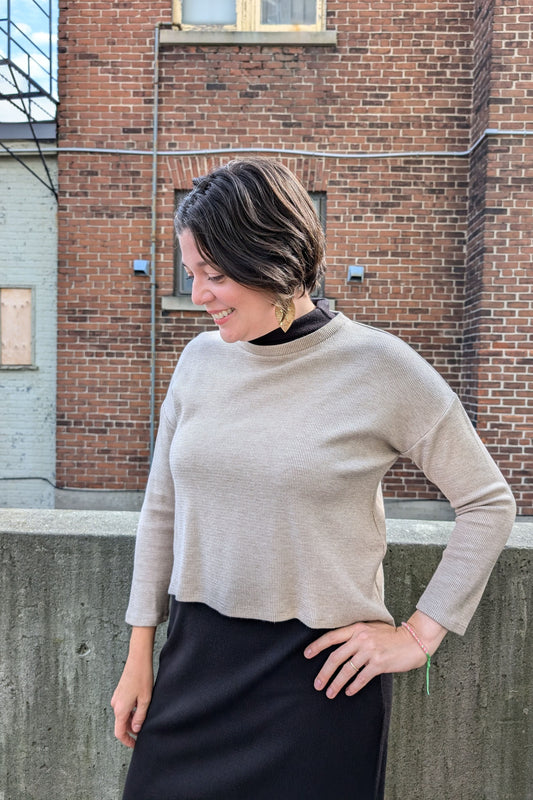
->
xmin=127 ymin=625 xmax=157 ymax=661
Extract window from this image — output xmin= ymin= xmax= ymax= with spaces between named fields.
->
xmin=0 ymin=287 xmax=34 ymax=367
xmin=174 ymin=191 xmax=192 ymax=297
xmin=173 ymin=0 xmax=327 ymax=33
xmin=174 ymin=190 xmax=326 ymax=299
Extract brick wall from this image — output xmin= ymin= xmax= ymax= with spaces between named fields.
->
xmin=483 ymin=0 xmax=533 ymax=513
xmin=464 ymin=0 xmax=533 ymax=514
xmin=57 ymin=0 xmax=532 ymax=512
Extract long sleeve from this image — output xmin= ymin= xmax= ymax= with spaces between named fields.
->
xmin=404 ymin=397 xmax=516 ymax=634
xmin=125 ymin=399 xmax=177 ymax=626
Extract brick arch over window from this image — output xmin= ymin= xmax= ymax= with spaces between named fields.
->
xmin=164 ymin=152 xmax=330 ymax=195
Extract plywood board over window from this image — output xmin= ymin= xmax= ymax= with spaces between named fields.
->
xmin=0 ymin=288 xmax=33 ymax=366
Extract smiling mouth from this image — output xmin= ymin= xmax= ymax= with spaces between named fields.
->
xmin=211 ymin=308 xmax=235 ymax=321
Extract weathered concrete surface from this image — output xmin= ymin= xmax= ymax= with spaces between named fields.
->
xmin=0 ymin=510 xmax=531 ymax=800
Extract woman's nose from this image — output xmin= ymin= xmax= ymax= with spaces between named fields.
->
xmin=191 ymin=277 xmax=215 ymax=306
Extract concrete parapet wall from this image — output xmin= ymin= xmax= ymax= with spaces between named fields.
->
xmin=1 ymin=510 xmax=531 ymax=800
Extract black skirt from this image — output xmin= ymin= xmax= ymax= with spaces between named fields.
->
xmin=122 ymin=599 xmax=393 ymax=800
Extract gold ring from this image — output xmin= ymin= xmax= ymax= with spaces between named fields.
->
xmin=349 ymin=659 xmax=357 ymax=671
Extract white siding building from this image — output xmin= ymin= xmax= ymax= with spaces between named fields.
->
xmin=0 ymin=123 xmax=57 ymax=507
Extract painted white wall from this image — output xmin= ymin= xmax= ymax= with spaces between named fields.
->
xmin=0 ymin=143 xmax=57 ymax=507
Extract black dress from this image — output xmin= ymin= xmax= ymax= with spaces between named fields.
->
xmin=122 ymin=304 xmax=393 ymax=800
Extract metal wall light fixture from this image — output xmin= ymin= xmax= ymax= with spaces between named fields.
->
xmin=133 ymin=259 xmax=151 ymax=276
xmin=347 ymin=264 xmax=364 ymax=282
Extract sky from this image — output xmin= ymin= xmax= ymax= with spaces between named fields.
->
xmin=0 ymin=0 xmax=58 ymax=122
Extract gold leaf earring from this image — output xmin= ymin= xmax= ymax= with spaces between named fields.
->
xmin=274 ymin=298 xmax=296 ymax=333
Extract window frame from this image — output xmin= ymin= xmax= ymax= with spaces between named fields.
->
xmin=173 ymin=0 xmax=327 ymax=33
xmin=173 ymin=190 xmax=193 ymax=298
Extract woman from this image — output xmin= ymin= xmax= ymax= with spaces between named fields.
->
xmin=112 ymin=158 xmax=516 ymax=799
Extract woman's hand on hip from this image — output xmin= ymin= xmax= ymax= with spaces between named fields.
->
xmin=304 ymin=614 xmax=445 ymax=699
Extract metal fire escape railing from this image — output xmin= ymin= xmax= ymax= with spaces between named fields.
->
xmin=0 ymin=0 xmax=58 ymax=198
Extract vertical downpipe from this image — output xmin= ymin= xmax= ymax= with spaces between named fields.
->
xmin=149 ymin=25 xmax=160 ymax=463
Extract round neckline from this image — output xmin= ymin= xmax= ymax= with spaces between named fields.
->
xmin=237 ymin=313 xmax=347 ymax=357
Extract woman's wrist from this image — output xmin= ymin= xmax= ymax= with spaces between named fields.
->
xmin=127 ymin=625 xmax=156 ymax=662
xmin=398 ymin=613 xmax=447 ymax=696
xmin=404 ymin=610 xmax=447 ymax=655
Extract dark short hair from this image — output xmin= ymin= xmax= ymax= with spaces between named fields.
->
xmin=174 ymin=158 xmax=325 ymax=300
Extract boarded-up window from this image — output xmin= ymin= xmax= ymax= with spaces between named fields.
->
xmin=0 ymin=288 xmax=33 ymax=366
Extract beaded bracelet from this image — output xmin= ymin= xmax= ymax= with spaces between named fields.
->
xmin=401 ymin=621 xmax=431 ymax=695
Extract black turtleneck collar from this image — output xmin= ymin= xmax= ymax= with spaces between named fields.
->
xmin=250 ymin=299 xmax=335 ymax=346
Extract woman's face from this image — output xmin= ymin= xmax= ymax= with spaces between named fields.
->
xmin=179 ymin=229 xmax=279 ymax=343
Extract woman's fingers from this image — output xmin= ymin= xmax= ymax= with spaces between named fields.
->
xmin=131 ymin=696 xmax=151 ymax=733
xmin=111 ymin=692 xmax=152 ymax=747
xmin=322 ymin=656 xmax=369 ymax=699
xmin=305 ymin=621 xmax=417 ymax=698
xmin=311 ymin=640 xmax=361 ymax=692
xmin=304 ymin=623 xmax=364 ymax=659
xmin=112 ymin=704 xmax=137 ymax=749
xmin=304 ymin=622 xmax=370 ymax=696
xmin=345 ymin=665 xmax=376 ymax=696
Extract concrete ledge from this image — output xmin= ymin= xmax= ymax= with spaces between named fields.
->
xmin=161 ymin=294 xmax=198 ymax=312
xmin=159 ymin=28 xmax=338 ymax=47
xmin=0 ymin=507 xmax=140 ymax=535
xmin=1 ymin=510 xmax=531 ymax=799
xmin=2 ymin=507 xmax=531 ymax=546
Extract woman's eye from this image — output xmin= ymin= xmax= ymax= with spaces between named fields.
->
xmin=207 ymin=274 xmax=224 ymax=283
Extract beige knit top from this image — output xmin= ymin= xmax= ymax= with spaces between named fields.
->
xmin=125 ymin=314 xmax=516 ymax=635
